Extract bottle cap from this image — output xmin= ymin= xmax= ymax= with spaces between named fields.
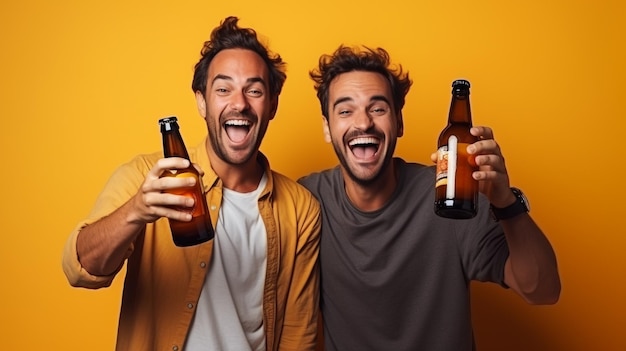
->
xmin=452 ymin=79 xmax=470 ymax=88
xmin=159 ymin=116 xmax=179 ymax=132
xmin=451 ymin=79 xmax=470 ymax=95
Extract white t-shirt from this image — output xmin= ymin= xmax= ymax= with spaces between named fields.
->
xmin=186 ymin=174 xmax=268 ymax=351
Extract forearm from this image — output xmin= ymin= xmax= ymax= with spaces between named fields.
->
xmin=502 ymin=214 xmax=561 ymax=304
xmin=76 ymin=197 xmax=146 ymax=276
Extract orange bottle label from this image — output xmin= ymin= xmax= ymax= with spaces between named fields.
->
xmin=435 ymin=146 xmax=449 ymax=188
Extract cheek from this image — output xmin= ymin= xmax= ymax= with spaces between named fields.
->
xmin=381 ymin=120 xmax=399 ymax=136
xmin=212 ymin=98 xmax=226 ymax=110
xmin=325 ymin=120 xmax=346 ymax=142
xmin=207 ymin=100 xmax=229 ymax=120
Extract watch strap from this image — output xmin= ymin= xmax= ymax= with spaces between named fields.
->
xmin=490 ymin=187 xmax=529 ymax=221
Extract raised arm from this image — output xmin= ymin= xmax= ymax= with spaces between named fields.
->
xmin=468 ymin=126 xmax=561 ymax=305
xmin=74 ymin=157 xmax=198 ymax=277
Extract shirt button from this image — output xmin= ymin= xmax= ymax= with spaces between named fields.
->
xmin=172 ymin=346 xmax=179 ymax=351
xmin=187 ymin=303 xmax=194 ymax=309
xmin=210 ymin=205 xmax=217 ymax=211
xmin=200 ymin=261 xmax=207 ymax=268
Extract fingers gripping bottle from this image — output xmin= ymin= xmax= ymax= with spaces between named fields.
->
xmin=434 ymin=80 xmax=479 ymax=219
xmin=159 ymin=116 xmax=214 ymax=246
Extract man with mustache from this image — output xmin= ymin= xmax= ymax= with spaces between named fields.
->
xmin=62 ymin=17 xmax=321 ymax=351
xmin=298 ymin=45 xmax=560 ymax=350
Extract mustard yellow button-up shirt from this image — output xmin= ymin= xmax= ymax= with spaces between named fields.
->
xmin=62 ymin=139 xmax=321 ymax=351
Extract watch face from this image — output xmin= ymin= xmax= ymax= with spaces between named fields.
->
xmin=511 ymin=187 xmax=530 ymax=211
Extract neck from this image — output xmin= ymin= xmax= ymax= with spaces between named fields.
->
xmin=343 ymin=160 xmax=398 ymax=212
xmin=207 ymin=146 xmax=264 ymax=193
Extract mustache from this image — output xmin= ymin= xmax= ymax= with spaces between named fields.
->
xmin=344 ymin=128 xmax=384 ymax=143
xmin=221 ymin=110 xmax=257 ymax=122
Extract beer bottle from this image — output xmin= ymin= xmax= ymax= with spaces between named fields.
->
xmin=434 ymin=79 xmax=479 ymax=219
xmin=159 ymin=116 xmax=214 ymax=246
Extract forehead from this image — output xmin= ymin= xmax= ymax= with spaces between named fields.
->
xmin=208 ymin=48 xmax=269 ymax=82
xmin=329 ymin=71 xmax=391 ymax=103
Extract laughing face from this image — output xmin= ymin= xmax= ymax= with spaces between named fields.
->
xmin=324 ymin=71 xmax=403 ymax=185
xmin=195 ymin=48 xmax=276 ymax=166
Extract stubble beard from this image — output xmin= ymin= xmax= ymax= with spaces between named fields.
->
xmin=210 ymin=134 xmax=250 ymax=166
xmin=207 ymin=111 xmax=262 ymax=166
xmin=332 ymin=138 xmax=396 ymax=187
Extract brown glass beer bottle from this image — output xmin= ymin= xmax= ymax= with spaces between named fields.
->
xmin=434 ymin=79 xmax=479 ymax=219
xmin=159 ymin=116 xmax=214 ymax=246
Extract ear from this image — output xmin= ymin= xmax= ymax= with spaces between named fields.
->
xmin=268 ymin=96 xmax=279 ymax=121
xmin=195 ymin=91 xmax=207 ymax=118
xmin=322 ymin=116 xmax=332 ymax=143
xmin=397 ymin=111 xmax=404 ymax=138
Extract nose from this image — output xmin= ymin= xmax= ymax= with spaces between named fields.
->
xmin=353 ymin=109 xmax=374 ymax=131
xmin=230 ymin=90 xmax=249 ymax=113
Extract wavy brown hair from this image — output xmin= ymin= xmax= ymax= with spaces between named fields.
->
xmin=310 ymin=46 xmax=412 ymax=119
xmin=191 ymin=16 xmax=287 ymax=98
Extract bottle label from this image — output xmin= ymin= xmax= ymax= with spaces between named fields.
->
xmin=436 ymin=136 xmax=476 ymax=200
xmin=436 ymin=135 xmax=459 ymax=199
xmin=435 ymin=145 xmax=450 ymax=188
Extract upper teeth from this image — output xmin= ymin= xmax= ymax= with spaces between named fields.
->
xmin=225 ymin=120 xmax=250 ymax=126
xmin=349 ymin=137 xmax=379 ymax=146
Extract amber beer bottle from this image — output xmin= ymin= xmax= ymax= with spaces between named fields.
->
xmin=434 ymin=79 xmax=479 ymax=219
xmin=159 ymin=116 xmax=214 ymax=246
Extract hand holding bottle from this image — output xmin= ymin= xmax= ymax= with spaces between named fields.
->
xmin=159 ymin=116 xmax=214 ymax=246
xmin=431 ymin=125 xmax=516 ymax=209
xmin=464 ymin=126 xmax=515 ymax=209
xmin=435 ymin=79 xmax=479 ymax=219
xmin=127 ymin=157 xmax=200 ymax=225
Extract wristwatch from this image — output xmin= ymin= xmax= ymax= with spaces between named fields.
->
xmin=490 ymin=187 xmax=530 ymax=221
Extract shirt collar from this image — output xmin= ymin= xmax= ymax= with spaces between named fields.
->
xmin=190 ymin=137 xmax=274 ymax=198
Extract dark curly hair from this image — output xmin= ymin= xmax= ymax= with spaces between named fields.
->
xmin=191 ymin=16 xmax=287 ymax=97
xmin=309 ymin=46 xmax=412 ymax=119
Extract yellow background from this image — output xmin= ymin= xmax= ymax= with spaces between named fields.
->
xmin=1 ymin=0 xmax=624 ymax=350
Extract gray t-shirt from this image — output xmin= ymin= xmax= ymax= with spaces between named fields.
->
xmin=298 ymin=158 xmax=508 ymax=351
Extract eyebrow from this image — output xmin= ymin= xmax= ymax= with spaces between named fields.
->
xmin=211 ymin=74 xmax=266 ymax=86
xmin=332 ymin=95 xmax=391 ymax=109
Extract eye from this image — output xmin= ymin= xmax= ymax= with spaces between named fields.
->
xmin=370 ymin=105 xmax=389 ymax=116
xmin=245 ymin=81 xmax=266 ymax=97
xmin=338 ymin=109 xmax=352 ymax=116
xmin=215 ymin=87 xmax=230 ymax=95
xmin=247 ymin=88 xmax=263 ymax=97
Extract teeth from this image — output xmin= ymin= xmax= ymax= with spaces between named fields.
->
xmin=224 ymin=119 xmax=250 ymax=126
xmin=349 ymin=137 xmax=379 ymax=146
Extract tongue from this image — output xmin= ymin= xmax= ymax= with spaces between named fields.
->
xmin=225 ymin=126 xmax=248 ymax=143
xmin=352 ymin=145 xmax=377 ymax=159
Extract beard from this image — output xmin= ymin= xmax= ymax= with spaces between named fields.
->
xmin=207 ymin=109 xmax=266 ymax=166
xmin=331 ymin=131 xmax=397 ymax=187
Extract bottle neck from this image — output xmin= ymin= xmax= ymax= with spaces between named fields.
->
xmin=448 ymin=94 xmax=472 ymax=125
xmin=162 ymin=129 xmax=191 ymax=159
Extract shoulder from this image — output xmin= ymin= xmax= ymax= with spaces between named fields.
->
xmin=95 ymin=151 xmax=160 ymax=197
xmin=115 ymin=152 xmax=163 ymax=176
xmin=134 ymin=151 xmax=162 ymax=167
xmin=269 ymin=170 xmax=322 ymax=221
xmin=271 ymin=170 xmax=318 ymax=201
xmin=297 ymin=166 xmax=340 ymax=198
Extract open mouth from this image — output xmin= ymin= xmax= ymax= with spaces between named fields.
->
xmin=224 ymin=119 xmax=251 ymax=143
xmin=348 ymin=136 xmax=380 ymax=159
